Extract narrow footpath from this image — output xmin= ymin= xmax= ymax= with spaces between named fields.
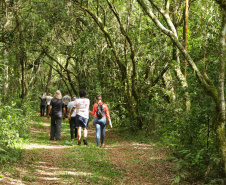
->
xmin=0 ymin=116 xmax=177 ymax=185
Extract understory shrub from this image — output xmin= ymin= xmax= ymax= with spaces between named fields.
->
xmin=0 ymin=101 xmax=33 ymax=165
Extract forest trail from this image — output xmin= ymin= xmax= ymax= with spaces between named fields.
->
xmin=0 ymin=116 xmax=177 ymax=185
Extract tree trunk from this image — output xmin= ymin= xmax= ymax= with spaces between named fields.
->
xmin=2 ymin=52 xmax=9 ymax=99
xmin=45 ymin=64 xmax=53 ymax=94
xmin=174 ymin=48 xmax=191 ymax=110
xmin=65 ymin=57 xmax=78 ymax=96
xmin=183 ymin=0 xmax=188 ymax=77
xmin=162 ymin=70 xmax=176 ymax=103
xmin=217 ymin=9 xmax=226 ymax=174
xmin=20 ymin=57 xmax=27 ymax=99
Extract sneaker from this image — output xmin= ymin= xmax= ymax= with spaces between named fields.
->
xmin=78 ymin=141 xmax=81 ymax=146
xmin=83 ymin=139 xmax=88 ymax=145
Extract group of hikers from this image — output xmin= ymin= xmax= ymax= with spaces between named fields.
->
xmin=39 ymin=90 xmax=112 ymax=147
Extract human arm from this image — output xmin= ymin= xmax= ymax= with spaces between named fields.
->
xmin=67 ymin=107 xmax=70 ymax=114
xmin=61 ymin=101 xmax=66 ymax=120
xmin=104 ymin=104 xmax=112 ymax=128
xmin=63 ymin=108 xmax=66 ymax=120
xmin=68 ymin=107 xmax=75 ymax=121
xmin=89 ymin=104 xmax=97 ymax=115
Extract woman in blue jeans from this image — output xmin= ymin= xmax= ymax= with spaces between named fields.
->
xmin=90 ymin=95 xmax=112 ymax=147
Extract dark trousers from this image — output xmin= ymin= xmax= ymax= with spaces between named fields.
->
xmin=70 ymin=117 xmax=77 ymax=139
xmin=46 ymin=105 xmax=50 ymax=116
xmin=50 ymin=116 xmax=62 ymax=140
xmin=40 ymin=105 xmax=45 ymax=116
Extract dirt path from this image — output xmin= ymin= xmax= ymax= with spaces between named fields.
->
xmin=0 ymin=117 xmax=177 ymax=185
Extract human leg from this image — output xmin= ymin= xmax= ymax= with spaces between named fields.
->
xmin=95 ymin=120 xmax=101 ymax=146
xmin=55 ymin=117 xmax=62 ymax=140
xmin=73 ymin=117 xmax=77 ymax=139
xmin=83 ymin=128 xmax=88 ymax=145
xmin=74 ymin=126 xmax=77 ymax=139
xmin=40 ymin=105 xmax=42 ymax=116
xmin=70 ymin=118 xmax=74 ymax=139
xmin=46 ymin=105 xmax=49 ymax=116
xmin=50 ymin=117 xmax=56 ymax=140
xmin=77 ymin=127 xmax=82 ymax=145
xmin=75 ymin=115 xmax=82 ymax=145
xmin=83 ymin=128 xmax=87 ymax=138
xmin=70 ymin=117 xmax=76 ymax=140
xmin=41 ymin=105 xmax=45 ymax=116
xmin=43 ymin=105 xmax=46 ymax=116
xmin=99 ymin=118 xmax=107 ymax=146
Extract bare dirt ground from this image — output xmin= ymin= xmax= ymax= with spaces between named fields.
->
xmin=0 ymin=117 xmax=177 ymax=185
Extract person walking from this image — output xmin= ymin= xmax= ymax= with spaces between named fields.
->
xmin=68 ymin=90 xmax=90 ymax=146
xmin=63 ymin=92 xmax=71 ymax=117
xmin=67 ymin=95 xmax=77 ymax=141
xmin=90 ymin=95 xmax=112 ymax=147
xmin=46 ymin=93 xmax=53 ymax=116
xmin=47 ymin=90 xmax=66 ymax=141
xmin=39 ymin=93 xmax=46 ymax=117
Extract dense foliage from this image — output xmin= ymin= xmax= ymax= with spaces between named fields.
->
xmin=0 ymin=0 xmax=225 ymax=183
xmin=0 ymin=99 xmax=34 ymax=165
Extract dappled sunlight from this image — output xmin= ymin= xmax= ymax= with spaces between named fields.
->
xmin=21 ymin=143 xmax=71 ymax=149
xmin=0 ymin=177 xmax=24 ymax=185
xmin=132 ymin=143 xmax=156 ymax=150
xmin=132 ymin=143 xmax=156 ymax=147
xmin=43 ymin=122 xmax=50 ymax=127
xmin=105 ymin=142 xmax=156 ymax=151
xmin=36 ymin=165 xmax=60 ymax=171
xmin=59 ymin=170 xmax=93 ymax=176
xmin=39 ymin=176 xmax=59 ymax=181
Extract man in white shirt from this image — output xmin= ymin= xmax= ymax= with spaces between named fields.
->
xmin=68 ymin=90 xmax=90 ymax=146
xmin=67 ymin=96 xmax=77 ymax=141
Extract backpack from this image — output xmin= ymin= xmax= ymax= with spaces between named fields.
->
xmin=96 ymin=103 xmax=105 ymax=118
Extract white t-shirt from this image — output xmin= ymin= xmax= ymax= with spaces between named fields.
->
xmin=46 ymin=96 xmax=53 ymax=105
xmin=74 ymin=98 xmax=90 ymax=119
xmin=67 ymin=101 xmax=76 ymax=117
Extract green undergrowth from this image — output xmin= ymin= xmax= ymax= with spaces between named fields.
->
xmin=115 ymin=127 xmax=159 ymax=145
xmin=0 ymin=104 xmax=38 ymax=175
xmin=59 ymin=146 xmax=121 ymax=184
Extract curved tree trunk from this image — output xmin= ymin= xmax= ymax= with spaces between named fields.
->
xmin=65 ymin=57 xmax=78 ymax=96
